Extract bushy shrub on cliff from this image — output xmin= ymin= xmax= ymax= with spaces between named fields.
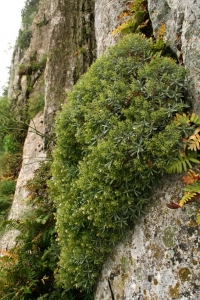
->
xmin=17 ymin=0 xmax=40 ymax=50
xmin=50 ymin=34 xmax=191 ymax=292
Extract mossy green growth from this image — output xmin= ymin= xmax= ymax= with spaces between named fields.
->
xmin=50 ymin=34 xmax=191 ymax=292
xmin=17 ymin=0 xmax=40 ymax=50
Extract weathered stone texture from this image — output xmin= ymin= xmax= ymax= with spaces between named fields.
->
xmin=1 ymin=0 xmax=200 ymax=297
xmin=44 ymin=0 xmax=96 ymax=134
xmin=148 ymin=0 xmax=200 ymax=113
xmin=95 ymin=0 xmax=127 ymax=57
xmin=94 ymin=1 xmax=200 ymax=299
xmin=1 ymin=0 xmax=96 ymax=251
xmin=0 ymin=112 xmax=46 ymax=252
xmin=95 ymin=176 xmax=200 ymax=299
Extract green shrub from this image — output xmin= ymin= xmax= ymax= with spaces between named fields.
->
xmin=17 ymin=29 xmax=32 ymax=50
xmin=0 ymin=178 xmax=16 ymax=230
xmin=0 ymin=179 xmax=15 ymax=196
xmin=0 ymin=96 xmax=24 ymax=177
xmin=17 ymin=0 xmax=40 ymax=50
xmin=18 ymin=55 xmax=47 ymax=76
xmin=50 ymin=34 xmax=190 ymax=292
xmin=28 ymin=93 xmax=45 ymax=118
xmin=3 ymin=134 xmax=21 ymax=154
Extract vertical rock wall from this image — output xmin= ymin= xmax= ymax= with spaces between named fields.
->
xmin=148 ymin=0 xmax=200 ymax=114
xmin=94 ymin=1 xmax=200 ymax=299
xmin=94 ymin=176 xmax=200 ymax=299
xmin=44 ymin=0 xmax=96 ymax=135
xmin=95 ymin=0 xmax=126 ymax=57
xmin=1 ymin=0 xmax=200 ymax=297
xmin=0 ymin=0 xmax=96 ymax=252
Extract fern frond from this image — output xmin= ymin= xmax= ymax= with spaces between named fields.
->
xmin=183 ymin=180 xmax=200 ymax=194
xmin=188 ymin=128 xmax=200 ymax=151
xmin=182 ymin=169 xmax=199 ymax=185
xmin=179 ymin=192 xmax=197 ymax=208
xmin=167 ymin=153 xmax=192 ymax=173
xmin=190 ymin=112 xmax=200 ymax=125
xmin=196 ymin=210 xmax=200 ymax=226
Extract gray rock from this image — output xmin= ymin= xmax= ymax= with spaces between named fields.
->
xmin=0 ymin=112 xmax=46 ymax=252
xmin=94 ymin=176 xmax=200 ymax=299
xmin=95 ymin=0 xmax=126 ymax=57
xmin=94 ymin=1 xmax=200 ymax=299
xmin=148 ymin=0 xmax=200 ymax=113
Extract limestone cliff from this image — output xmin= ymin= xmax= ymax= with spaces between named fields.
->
xmin=94 ymin=1 xmax=200 ymax=299
xmin=1 ymin=0 xmax=96 ymax=250
xmin=1 ymin=0 xmax=200 ymax=299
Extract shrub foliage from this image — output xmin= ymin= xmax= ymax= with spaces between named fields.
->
xmin=17 ymin=0 xmax=40 ymax=50
xmin=50 ymin=34 xmax=191 ymax=292
xmin=0 ymin=161 xmax=93 ymax=299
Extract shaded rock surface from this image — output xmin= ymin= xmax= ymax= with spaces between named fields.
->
xmin=95 ymin=0 xmax=126 ymax=56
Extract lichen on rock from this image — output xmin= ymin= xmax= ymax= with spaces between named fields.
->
xmin=94 ymin=176 xmax=200 ymax=299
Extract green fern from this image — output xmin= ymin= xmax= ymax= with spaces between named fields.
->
xmin=179 ymin=192 xmax=197 ymax=208
xmin=190 ymin=112 xmax=200 ymax=125
xmin=183 ymin=180 xmax=200 ymax=193
xmin=166 ymin=153 xmax=200 ymax=174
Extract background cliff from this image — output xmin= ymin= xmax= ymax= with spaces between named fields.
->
xmin=0 ymin=0 xmax=199 ymax=299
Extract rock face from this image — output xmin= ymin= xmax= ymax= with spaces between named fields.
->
xmin=0 ymin=0 xmax=96 ymax=251
xmin=9 ymin=0 xmax=96 ymax=135
xmin=1 ymin=0 xmax=200 ymax=297
xmin=94 ymin=1 xmax=200 ymax=299
xmin=94 ymin=176 xmax=200 ymax=299
xmin=0 ymin=112 xmax=46 ymax=251
xmin=148 ymin=0 xmax=200 ymax=114
xmin=43 ymin=0 xmax=96 ymax=134
xmin=95 ymin=0 xmax=126 ymax=56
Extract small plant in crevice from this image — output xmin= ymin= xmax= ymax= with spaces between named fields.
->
xmin=113 ymin=0 xmax=152 ymax=37
xmin=18 ymin=54 xmax=47 ymax=77
xmin=49 ymin=33 xmax=191 ymax=293
xmin=166 ymin=112 xmax=200 ymax=225
xmin=17 ymin=0 xmax=40 ymax=51
xmin=167 ymin=168 xmax=200 ymax=225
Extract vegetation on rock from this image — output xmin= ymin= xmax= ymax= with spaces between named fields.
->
xmin=50 ymin=33 xmax=191 ymax=292
xmin=17 ymin=0 xmax=40 ymax=50
xmin=0 ymin=96 xmax=25 ymax=233
xmin=0 ymin=1 xmax=199 ymax=299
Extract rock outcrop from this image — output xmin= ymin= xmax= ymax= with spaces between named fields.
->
xmin=1 ymin=0 xmax=96 ymax=251
xmin=0 ymin=112 xmax=46 ymax=250
xmin=94 ymin=176 xmax=199 ymax=299
xmin=95 ymin=0 xmax=126 ymax=56
xmin=94 ymin=1 xmax=200 ymax=299
xmin=1 ymin=0 xmax=200 ymax=298
xmin=148 ymin=0 xmax=200 ymax=114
